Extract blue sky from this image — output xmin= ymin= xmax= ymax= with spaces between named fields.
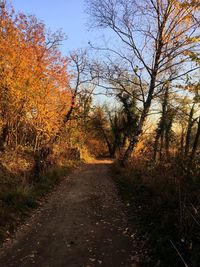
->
xmin=12 ymin=0 xmax=96 ymax=55
xmin=11 ymin=0 xmax=115 ymax=105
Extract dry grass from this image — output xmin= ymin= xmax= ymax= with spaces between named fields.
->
xmin=0 ymin=149 xmax=79 ymax=243
xmin=112 ymin=156 xmax=200 ymax=267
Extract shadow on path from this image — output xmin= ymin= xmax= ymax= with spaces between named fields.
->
xmin=0 ymin=160 xmax=139 ymax=267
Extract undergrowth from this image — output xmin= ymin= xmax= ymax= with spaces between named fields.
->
xmin=0 ymin=159 xmax=80 ymax=243
xmin=111 ymin=158 xmax=200 ymax=267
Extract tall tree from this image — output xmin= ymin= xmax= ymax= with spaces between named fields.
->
xmin=87 ymin=0 xmax=200 ymax=165
xmin=0 ymin=5 xmax=76 ymax=180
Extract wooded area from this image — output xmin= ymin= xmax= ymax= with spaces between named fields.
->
xmin=0 ymin=0 xmax=200 ymax=266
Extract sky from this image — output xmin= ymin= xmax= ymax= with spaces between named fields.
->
xmin=12 ymin=0 xmax=96 ymax=55
xmin=10 ymin=0 xmax=116 ymax=105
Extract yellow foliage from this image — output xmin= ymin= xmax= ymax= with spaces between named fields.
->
xmin=0 ymin=8 xmax=72 ymax=150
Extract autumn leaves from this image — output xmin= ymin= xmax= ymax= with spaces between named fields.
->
xmin=0 ymin=8 xmax=71 ymax=151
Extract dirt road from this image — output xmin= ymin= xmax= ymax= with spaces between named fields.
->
xmin=0 ymin=160 xmax=141 ymax=267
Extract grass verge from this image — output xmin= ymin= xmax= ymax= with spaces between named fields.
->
xmin=111 ymin=162 xmax=200 ymax=267
xmin=0 ymin=160 xmax=80 ymax=244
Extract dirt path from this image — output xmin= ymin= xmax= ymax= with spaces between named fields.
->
xmin=0 ymin=160 xmax=141 ymax=267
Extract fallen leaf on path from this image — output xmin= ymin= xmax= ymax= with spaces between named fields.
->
xmin=89 ymin=258 xmax=96 ymax=262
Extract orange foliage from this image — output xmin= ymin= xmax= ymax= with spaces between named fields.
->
xmin=0 ymin=7 xmax=72 ymax=150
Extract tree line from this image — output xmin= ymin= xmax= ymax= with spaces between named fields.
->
xmin=86 ymin=0 xmax=200 ymax=167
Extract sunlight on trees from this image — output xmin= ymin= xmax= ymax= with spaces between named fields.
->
xmin=0 ymin=0 xmax=200 ymax=265
xmin=87 ymin=0 xmax=200 ymax=165
xmin=0 ymin=7 xmax=71 ymax=152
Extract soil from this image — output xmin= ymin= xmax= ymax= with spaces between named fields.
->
xmin=0 ymin=160 xmax=144 ymax=267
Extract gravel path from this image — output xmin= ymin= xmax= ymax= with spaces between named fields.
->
xmin=0 ymin=160 xmax=141 ymax=267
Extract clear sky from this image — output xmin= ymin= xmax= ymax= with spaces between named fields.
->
xmin=12 ymin=0 xmax=95 ymax=55
xmin=11 ymin=0 xmax=115 ymax=105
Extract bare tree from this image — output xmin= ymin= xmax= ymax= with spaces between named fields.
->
xmin=64 ymin=50 xmax=95 ymax=123
xmin=87 ymin=0 xmax=200 ymax=165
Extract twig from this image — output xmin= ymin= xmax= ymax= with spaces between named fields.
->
xmin=170 ymin=240 xmax=189 ymax=267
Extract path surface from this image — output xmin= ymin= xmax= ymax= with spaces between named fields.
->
xmin=0 ymin=160 xmax=141 ymax=267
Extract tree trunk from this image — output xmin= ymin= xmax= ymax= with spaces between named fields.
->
xmin=190 ymin=116 xmax=200 ymax=161
xmin=180 ymin=126 xmax=185 ymax=156
xmin=100 ymin=127 xmax=115 ymax=158
xmin=33 ymin=146 xmax=52 ymax=182
xmin=122 ymin=25 xmax=164 ymax=166
xmin=159 ymin=131 xmax=164 ymax=160
xmin=153 ymin=130 xmax=160 ymax=161
xmin=165 ymin=113 xmax=174 ymax=160
xmin=185 ymin=104 xmax=195 ymax=157
xmin=122 ymin=74 xmax=157 ymax=166
xmin=0 ymin=124 xmax=8 ymax=151
xmin=122 ymin=102 xmax=150 ymax=165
